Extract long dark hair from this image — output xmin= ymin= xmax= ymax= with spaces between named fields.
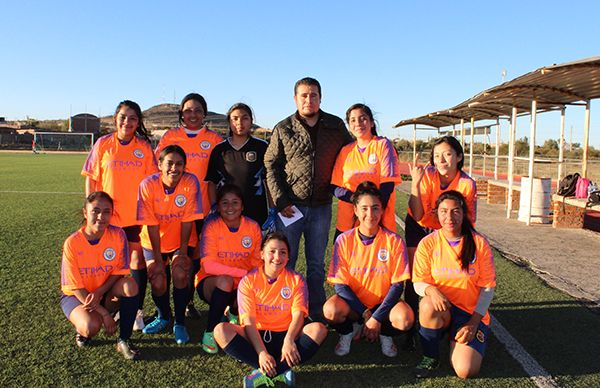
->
xmin=261 ymin=231 xmax=290 ymax=252
xmin=114 ymin=100 xmax=151 ymax=143
xmin=216 ymin=183 xmax=244 ymax=207
xmin=226 ymin=102 xmax=253 ymax=137
xmin=351 ymin=181 xmax=384 ymax=227
xmin=430 ymin=135 xmax=464 ymax=171
xmin=345 ymin=103 xmax=378 ymax=136
xmin=179 ymin=93 xmax=208 ymax=124
xmin=81 ymin=191 xmax=114 ymax=225
xmin=436 ymin=190 xmax=475 ymax=270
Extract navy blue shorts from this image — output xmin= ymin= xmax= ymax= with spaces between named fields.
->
xmin=142 ymin=247 xmax=195 ymax=264
xmin=122 ymin=225 xmax=142 ymax=243
xmin=259 ymin=330 xmax=287 ymax=360
xmin=404 ymin=214 xmax=432 ymax=248
xmin=448 ymin=305 xmax=490 ymax=356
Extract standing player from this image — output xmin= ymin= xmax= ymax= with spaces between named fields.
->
xmin=137 ymin=145 xmax=203 ymax=345
xmin=205 ymin=103 xmax=270 ymax=226
xmin=155 ymin=93 xmax=222 ymax=319
xmin=412 ymin=190 xmax=495 ymax=379
xmin=331 ymin=103 xmax=401 ymax=237
xmin=404 ymin=135 xmax=477 ymax=348
xmin=195 ymin=184 xmax=262 ymax=354
xmin=82 ymin=100 xmax=157 ymax=331
xmin=60 ymin=192 xmax=140 ymax=359
xmin=214 ymin=232 xmax=328 ymax=387
xmin=324 ymin=182 xmax=413 ymax=357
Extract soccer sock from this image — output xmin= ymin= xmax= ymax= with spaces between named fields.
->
xmin=188 ymin=259 xmax=200 ymax=304
xmin=118 ymin=295 xmax=138 ymax=341
xmin=173 ymin=286 xmax=190 ymax=325
xmin=332 ymin=318 xmax=353 ymax=335
xmin=207 ymin=288 xmax=234 ymax=332
xmin=275 ymin=334 xmax=320 ymax=375
xmin=419 ymin=326 xmax=443 ymax=359
xmin=152 ymin=291 xmax=172 ymax=320
xmin=130 ymin=268 xmax=148 ymax=310
xmin=223 ymin=334 xmax=259 ymax=369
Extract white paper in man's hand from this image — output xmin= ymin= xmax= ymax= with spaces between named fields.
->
xmin=278 ymin=205 xmax=303 ymax=227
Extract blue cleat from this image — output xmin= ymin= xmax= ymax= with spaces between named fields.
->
xmin=173 ymin=324 xmax=189 ymax=345
xmin=142 ymin=317 xmax=169 ymax=334
xmin=243 ymin=369 xmax=274 ymax=387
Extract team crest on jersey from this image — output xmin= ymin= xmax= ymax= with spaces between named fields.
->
xmin=280 ymin=286 xmax=292 ymax=300
xmin=103 ymin=248 xmax=116 ymax=261
xmin=377 ymin=248 xmax=389 ymax=262
xmin=133 ymin=149 xmax=144 ymax=158
xmin=200 ymin=141 xmax=211 ymax=150
xmin=175 ymin=194 xmax=187 ymax=207
xmin=245 ymin=151 xmax=257 ymax=162
xmin=476 ymin=329 xmax=485 ymax=343
xmin=368 ymin=153 xmax=378 ymax=165
xmin=241 ymin=236 xmax=252 ymax=248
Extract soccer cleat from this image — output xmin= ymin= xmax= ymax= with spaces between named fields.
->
xmin=173 ymin=324 xmax=189 ymax=345
xmin=185 ymin=304 xmax=201 ymax=319
xmin=243 ymin=369 xmax=275 ymax=388
xmin=75 ymin=334 xmax=91 ymax=348
xmin=413 ymin=356 xmax=440 ymax=378
xmin=133 ymin=309 xmax=145 ymax=331
xmin=379 ymin=335 xmax=398 ymax=357
xmin=142 ymin=317 xmax=169 ymax=334
xmin=334 ymin=332 xmax=353 ymax=356
xmin=228 ymin=311 xmax=239 ymax=325
xmin=116 ymin=339 xmax=141 ymax=360
xmin=352 ymin=322 xmax=363 ymax=341
xmin=273 ymin=369 xmax=295 ymax=386
xmin=201 ymin=331 xmax=218 ymax=354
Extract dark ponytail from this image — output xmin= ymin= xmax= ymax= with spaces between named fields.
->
xmin=436 ymin=190 xmax=475 ymax=270
xmin=114 ymin=100 xmax=151 ymax=144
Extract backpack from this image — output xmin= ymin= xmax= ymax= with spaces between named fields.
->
xmin=557 ymin=173 xmax=580 ymax=196
xmin=587 ymin=190 xmax=600 ymax=207
xmin=575 ymin=177 xmax=591 ymax=199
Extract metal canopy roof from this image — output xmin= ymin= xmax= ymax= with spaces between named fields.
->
xmin=394 ymin=56 xmax=600 ymax=128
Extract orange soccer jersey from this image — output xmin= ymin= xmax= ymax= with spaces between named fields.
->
xmin=413 ymin=230 xmax=496 ymax=325
xmin=194 ymin=216 xmax=262 ymax=287
xmin=409 ymin=167 xmax=477 ymax=230
xmin=327 ymin=227 xmax=411 ymax=309
xmin=137 ymin=172 xmax=204 ymax=252
xmin=238 ymin=266 xmax=308 ymax=331
xmin=331 ymin=137 xmax=402 ymax=232
xmin=81 ymin=133 xmax=158 ymax=227
xmin=155 ymin=127 xmax=222 ymax=217
xmin=61 ymin=225 xmax=129 ymax=296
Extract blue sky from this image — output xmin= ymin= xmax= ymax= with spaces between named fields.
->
xmin=2 ymin=0 xmax=599 ymax=146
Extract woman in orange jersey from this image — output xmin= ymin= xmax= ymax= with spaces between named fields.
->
xmin=60 ymin=192 xmax=140 ymax=360
xmin=404 ymin=135 xmax=477 ymax=348
xmin=155 ymin=93 xmax=223 ymax=319
xmin=412 ymin=190 xmax=495 ymax=379
xmin=324 ymin=181 xmax=414 ymax=358
xmin=195 ymin=184 xmax=262 ymax=354
xmin=82 ymin=100 xmax=158 ymax=331
xmin=214 ymin=232 xmax=328 ymax=387
xmin=331 ymin=104 xmax=401 ymax=238
xmin=136 ymin=145 xmax=203 ymax=345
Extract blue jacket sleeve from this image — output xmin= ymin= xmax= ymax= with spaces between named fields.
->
xmin=379 ymin=182 xmax=395 ymax=209
xmin=372 ymin=282 xmax=404 ymax=322
xmin=334 ymin=284 xmax=366 ymax=315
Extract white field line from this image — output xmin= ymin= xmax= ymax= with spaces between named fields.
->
xmin=0 ymin=190 xmax=80 ymax=195
xmin=395 ymin=208 xmax=560 ymax=388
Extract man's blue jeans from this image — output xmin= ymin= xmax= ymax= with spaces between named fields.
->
xmin=276 ymin=204 xmax=331 ymax=319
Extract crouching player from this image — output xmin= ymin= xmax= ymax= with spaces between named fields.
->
xmin=137 ymin=145 xmax=203 ymax=344
xmin=412 ymin=190 xmax=496 ymax=379
xmin=60 ymin=191 xmax=140 ymax=360
xmin=214 ymin=232 xmax=328 ymax=387
xmin=324 ymin=181 xmax=414 ymax=357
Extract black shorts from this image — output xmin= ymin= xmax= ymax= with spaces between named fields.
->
xmin=122 ymin=225 xmax=142 ymax=243
xmin=404 ymin=214 xmax=432 ymax=248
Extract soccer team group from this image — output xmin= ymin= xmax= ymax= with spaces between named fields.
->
xmin=60 ymin=77 xmax=495 ymax=386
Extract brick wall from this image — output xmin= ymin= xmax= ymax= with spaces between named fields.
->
xmin=476 ymin=179 xmax=488 ymax=198
xmin=487 ymin=184 xmax=506 ymax=204
xmin=552 ymin=200 xmax=585 ymax=228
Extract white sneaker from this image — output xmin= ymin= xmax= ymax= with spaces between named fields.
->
xmin=133 ymin=309 xmax=145 ymax=331
xmin=334 ymin=332 xmax=353 ymax=356
xmin=113 ymin=311 xmax=120 ymax=323
xmin=380 ymin=335 xmax=398 ymax=357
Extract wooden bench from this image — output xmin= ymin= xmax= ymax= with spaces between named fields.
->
xmin=552 ymin=194 xmax=600 ymax=228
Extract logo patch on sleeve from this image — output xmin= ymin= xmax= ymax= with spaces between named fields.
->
xmin=476 ymin=329 xmax=485 ymax=343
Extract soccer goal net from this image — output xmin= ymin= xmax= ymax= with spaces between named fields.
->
xmin=34 ymin=132 xmax=95 ymax=152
